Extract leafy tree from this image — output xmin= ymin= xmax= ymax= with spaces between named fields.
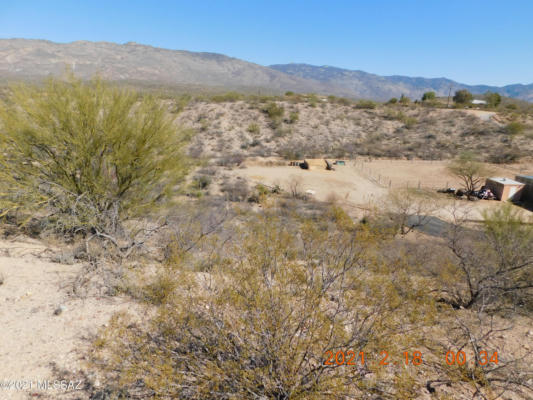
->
xmin=485 ymin=91 xmax=502 ymax=107
xmin=0 ymin=76 xmax=192 ymax=236
xmin=421 ymin=91 xmax=436 ymax=101
xmin=453 ymin=89 xmax=473 ymax=104
xmin=448 ymin=152 xmax=490 ymax=198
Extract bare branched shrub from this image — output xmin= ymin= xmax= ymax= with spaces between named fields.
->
xmin=385 ymin=188 xmax=440 ymax=235
xmin=287 ymin=175 xmax=304 ymax=199
xmin=220 ymin=178 xmax=250 ymax=202
xmin=427 ymin=311 xmax=533 ymax=398
xmin=437 ymin=204 xmax=533 ymax=311
xmin=217 ymin=153 xmax=245 ymax=167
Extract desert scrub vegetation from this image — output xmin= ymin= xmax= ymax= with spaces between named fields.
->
xmin=177 ymin=98 xmax=533 ymax=162
xmin=436 ymin=205 xmax=533 ymax=311
xmin=90 ymin=212 xmax=435 ymax=399
xmin=0 ymin=76 xmax=193 ymax=239
xmin=355 ymin=100 xmax=377 ymax=109
xmin=88 ymin=199 xmax=533 ymax=399
xmin=246 ymin=122 xmax=260 ymax=135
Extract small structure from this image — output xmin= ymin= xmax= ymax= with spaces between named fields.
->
xmin=297 ymin=159 xmax=333 ymax=170
xmin=484 ymin=177 xmax=525 ymax=201
xmin=515 ymin=175 xmax=533 ymax=202
xmin=472 ymin=99 xmax=487 ymax=105
xmin=292 ymin=159 xmax=339 ymax=171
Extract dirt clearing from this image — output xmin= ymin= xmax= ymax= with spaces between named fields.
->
xmin=0 ymin=238 xmax=134 ymax=400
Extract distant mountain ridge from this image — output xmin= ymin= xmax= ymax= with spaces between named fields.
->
xmin=0 ymin=38 xmax=330 ymax=94
xmin=0 ymin=38 xmax=532 ymax=101
xmin=269 ymin=63 xmax=533 ymax=102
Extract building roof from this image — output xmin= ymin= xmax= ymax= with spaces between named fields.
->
xmin=487 ymin=177 xmax=525 ymax=185
xmin=472 ymin=99 xmax=487 ymax=104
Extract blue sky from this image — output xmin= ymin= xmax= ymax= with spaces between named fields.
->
xmin=1 ymin=0 xmax=532 ymax=86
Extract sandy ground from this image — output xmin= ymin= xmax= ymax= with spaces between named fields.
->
xmin=439 ymin=108 xmax=498 ymax=122
xmin=0 ymin=237 xmax=133 ymax=400
xmin=237 ymin=162 xmax=388 ymax=207
xmin=354 ymin=159 xmax=533 ymax=190
xmin=236 ymin=159 xmax=533 ymax=221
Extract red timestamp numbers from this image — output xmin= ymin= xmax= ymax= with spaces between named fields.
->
xmin=323 ymin=350 xmax=365 ymax=366
xmin=324 ymin=350 xmax=499 ymax=367
xmin=323 ymin=350 xmax=423 ymax=366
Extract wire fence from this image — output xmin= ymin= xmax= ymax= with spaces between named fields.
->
xmin=351 ymin=158 xmax=455 ymax=191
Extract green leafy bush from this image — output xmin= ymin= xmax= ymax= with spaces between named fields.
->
xmin=288 ymin=111 xmax=299 ymax=124
xmin=355 ymin=100 xmax=377 ymax=109
xmin=505 ymin=121 xmax=525 ymax=136
xmin=210 ymin=91 xmax=243 ymax=103
xmin=0 ymin=76 xmax=192 ymax=235
xmin=421 ymin=91 xmax=436 ymax=101
xmin=263 ymin=102 xmax=285 ymax=119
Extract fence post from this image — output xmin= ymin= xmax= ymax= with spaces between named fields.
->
xmin=418 ymin=180 xmax=421 ymax=189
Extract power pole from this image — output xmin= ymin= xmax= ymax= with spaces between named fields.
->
xmin=447 ymin=85 xmax=453 ymax=108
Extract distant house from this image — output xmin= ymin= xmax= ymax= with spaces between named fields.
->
xmin=484 ymin=177 xmax=525 ymax=201
xmin=472 ymin=99 xmax=487 ymax=105
xmin=515 ymin=175 xmax=533 ymax=202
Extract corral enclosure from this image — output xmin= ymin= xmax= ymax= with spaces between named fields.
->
xmin=234 ymin=158 xmax=533 ymax=220
xmin=352 ymin=158 xmax=533 ymax=190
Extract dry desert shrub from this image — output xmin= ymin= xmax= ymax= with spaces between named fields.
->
xmin=90 ymin=213 xmax=436 ymax=399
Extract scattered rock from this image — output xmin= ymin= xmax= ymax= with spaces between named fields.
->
xmin=54 ymin=305 xmax=67 ymax=315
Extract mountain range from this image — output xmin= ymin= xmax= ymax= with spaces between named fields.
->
xmin=1 ymin=38 xmax=532 ymax=102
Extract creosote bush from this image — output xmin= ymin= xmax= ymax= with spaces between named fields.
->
xmin=0 ymin=76 xmax=192 ymax=236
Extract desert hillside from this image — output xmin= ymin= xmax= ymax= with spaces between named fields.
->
xmin=176 ymin=95 xmax=533 ymax=163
